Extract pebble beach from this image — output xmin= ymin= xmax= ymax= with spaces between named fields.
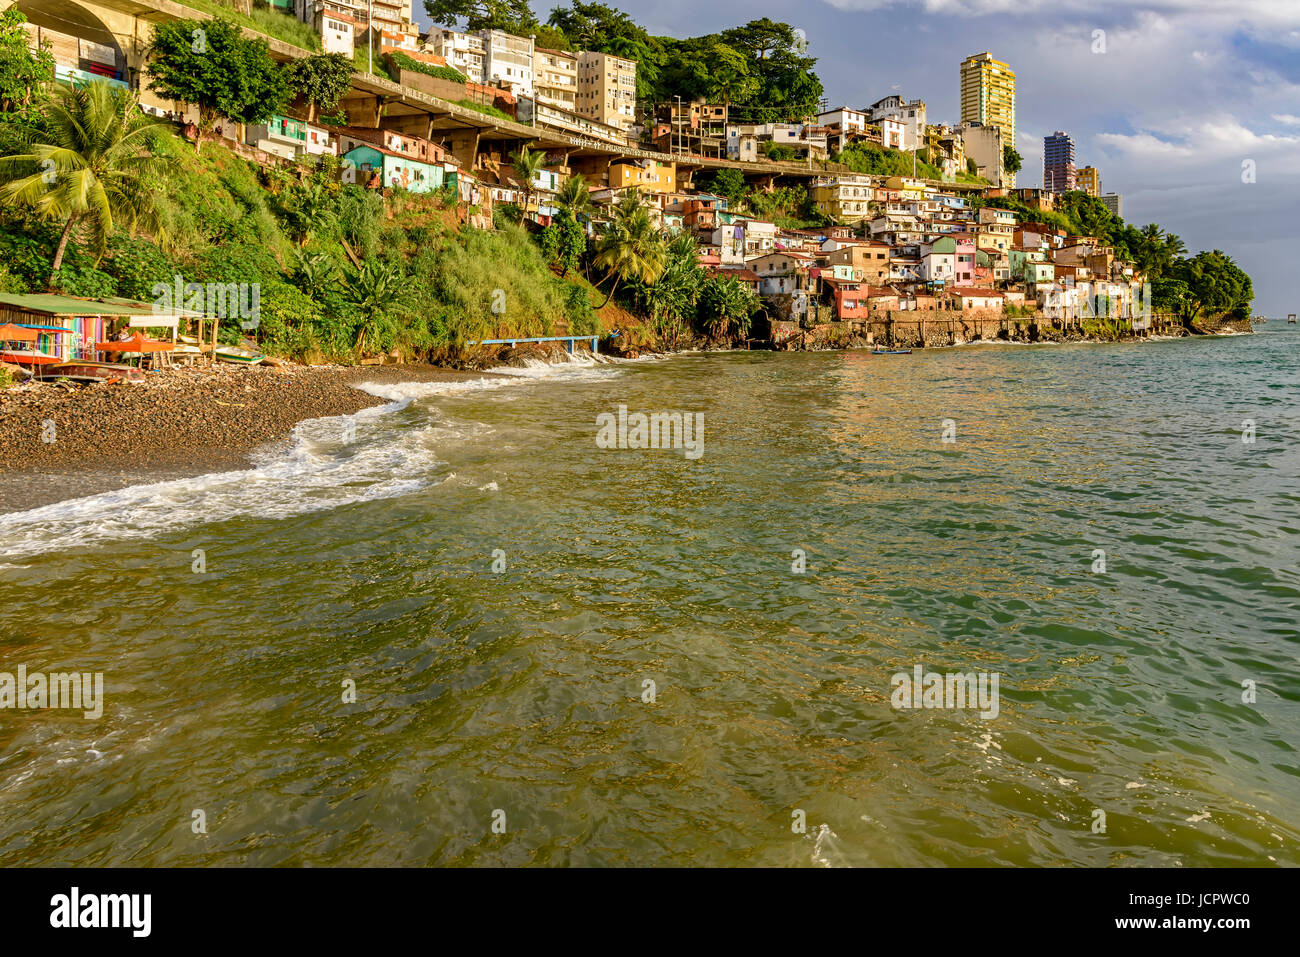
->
xmin=0 ymin=362 xmax=506 ymax=512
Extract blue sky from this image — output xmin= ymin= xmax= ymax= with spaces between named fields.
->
xmin=417 ymin=1 xmax=1300 ymax=314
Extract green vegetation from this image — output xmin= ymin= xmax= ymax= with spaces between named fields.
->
xmin=592 ymin=193 xmax=666 ymax=307
xmin=833 ymin=141 xmax=984 ymax=183
xmin=147 ymin=18 xmax=289 ymax=150
xmin=699 ymin=274 xmax=759 ymax=340
xmin=385 ymin=51 xmax=468 ymax=85
xmin=692 ymin=170 xmax=828 ymax=229
xmin=172 ymin=0 xmax=322 ymax=51
xmin=0 ymin=8 xmax=53 ymax=121
xmin=286 ymin=53 xmax=355 ymax=122
xmin=0 ymin=72 xmax=605 ymax=360
xmin=0 ymin=82 xmax=171 ymax=285
xmin=744 ymin=185 xmax=830 ymax=229
xmin=1003 ymin=145 xmax=1022 ymax=177
xmin=351 ymin=46 xmax=377 ymax=76
xmin=454 ymin=98 xmax=513 ymax=121
xmin=509 ymin=145 xmax=545 ymax=212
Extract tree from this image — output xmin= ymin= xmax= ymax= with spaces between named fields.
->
xmin=641 ymin=231 xmax=704 ymax=345
xmin=592 ymin=193 xmax=666 ymax=307
xmin=1174 ymin=250 xmax=1253 ymax=324
xmin=1003 ymin=145 xmax=1022 ymax=176
xmin=288 ymin=249 xmax=340 ymax=300
xmin=532 ymin=25 xmax=571 ymax=51
xmin=700 ymin=168 xmax=746 ymax=206
xmin=555 ymin=172 xmax=593 ymax=222
xmin=699 ymin=274 xmax=758 ymax=340
xmin=1151 ymin=276 xmax=1190 ymax=317
xmin=285 ymin=53 xmax=354 ymax=123
xmin=548 ymin=3 xmax=662 ymax=99
xmin=425 ymin=0 xmax=536 ymax=32
xmin=147 ymin=18 xmax=289 ymax=152
xmin=719 ymin=19 xmax=824 ymax=119
xmin=0 ymin=9 xmax=54 ymax=118
xmin=509 ymin=145 xmax=545 ymax=214
xmin=657 ymin=36 xmax=757 ymax=107
xmin=274 ymin=177 xmax=337 ymax=247
xmin=539 ymin=209 xmax=585 ymax=277
xmin=0 ymin=81 xmax=172 ymax=286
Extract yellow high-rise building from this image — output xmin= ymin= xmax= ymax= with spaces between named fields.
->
xmin=960 ymin=52 xmax=1016 ymax=152
xmin=1077 ymin=165 xmax=1100 ymax=197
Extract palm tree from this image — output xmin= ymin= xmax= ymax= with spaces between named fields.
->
xmin=556 ymin=172 xmax=593 ymax=222
xmin=592 ymin=193 xmax=666 ymax=308
xmin=340 ymin=258 xmax=409 ymax=355
xmin=509 ymin=144 xmax=545 ymax=216
xmin=0 ymin=80 xmax=171 ymax=287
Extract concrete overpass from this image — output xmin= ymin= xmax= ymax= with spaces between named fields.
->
xmin=7 ymin=0 xmax=984 ymax=194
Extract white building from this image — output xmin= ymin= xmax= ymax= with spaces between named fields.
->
xmin=423 ymin=26 xmax=486 ymax=83
xmin=817 ymin=107 xmax=870 ymax=134
xmin=481 ymin=29 xmax=534 ymax=98
xmin=877 ymin=117 xmax=906 ymax=151
xmin=868 ymin=95 xmax=926 ymax=151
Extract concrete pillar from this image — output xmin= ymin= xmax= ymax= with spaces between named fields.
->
xmin=447 ymin=130 xmax=480 ymax=171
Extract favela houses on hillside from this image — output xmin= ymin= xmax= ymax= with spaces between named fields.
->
xmin=0 ymin=0 xmax=1289 ymax=918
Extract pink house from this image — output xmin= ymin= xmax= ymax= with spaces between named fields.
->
xmin=953 ymin=234 xmax=977 ymax=285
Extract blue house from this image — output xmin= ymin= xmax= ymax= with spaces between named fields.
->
xmin=342 ymin=145 xmax=444 ymax=194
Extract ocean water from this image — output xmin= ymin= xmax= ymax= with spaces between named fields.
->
xmin=0 ymin=329 xmax=1296 ymax=867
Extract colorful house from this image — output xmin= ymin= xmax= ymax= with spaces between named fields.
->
xmin=246 ymin=114 xmax=336 ymax=161
xmin=342 ymin=145 xmax=444 ymax=193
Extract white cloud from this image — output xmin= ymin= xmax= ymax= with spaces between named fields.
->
xmin=1273 ymin=114 xmax=1300 ymax=125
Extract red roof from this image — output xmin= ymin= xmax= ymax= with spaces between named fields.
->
xmin=713 ymin=268 xmax=760 ymax=282
xmin=387 ymin=47 xmax=449 ymax=67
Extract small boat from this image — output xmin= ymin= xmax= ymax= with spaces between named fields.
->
xmin=34 ymin=360 xmax=144 ymax=383
xmin=215 ymin=346 xmax=265 ymax=365
xmin=871 ymin=348 xmax=913 ymax=355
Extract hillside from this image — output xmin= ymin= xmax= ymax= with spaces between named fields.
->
xmin=0 ymin=130 xmax=614 ymax=363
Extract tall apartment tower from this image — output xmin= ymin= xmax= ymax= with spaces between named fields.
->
xmin=577 ymin=51 xmax=637 ymax=132
xmin=960 ymin=52 xmax=1015 ymax=184
xmin=1043 ymin=131 xmax=1077 ymax=192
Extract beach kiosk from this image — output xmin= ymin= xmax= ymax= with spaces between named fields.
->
xmin=0 ymin=293 xmax=201 ymax=367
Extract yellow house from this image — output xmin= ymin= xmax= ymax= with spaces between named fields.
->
xmin=811 ymin=176 xmax=874 ymax=222
xmin=609 ymin=159 xmax=677 ymax=194
xmin=1077 ymin=166 xmax=1100 ymax=197
xmin=885 ymin=176 xmax=927 ymax=201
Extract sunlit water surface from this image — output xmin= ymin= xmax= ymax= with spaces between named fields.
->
xmin=1 ymin=329 xmax=1297 ymax=866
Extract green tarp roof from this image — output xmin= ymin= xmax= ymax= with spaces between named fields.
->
xmin=0 ymin=293 xmax=177 ymax=317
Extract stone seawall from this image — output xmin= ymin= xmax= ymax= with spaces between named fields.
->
xmin=769 ymin=311 xmax=1246 ymax=351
